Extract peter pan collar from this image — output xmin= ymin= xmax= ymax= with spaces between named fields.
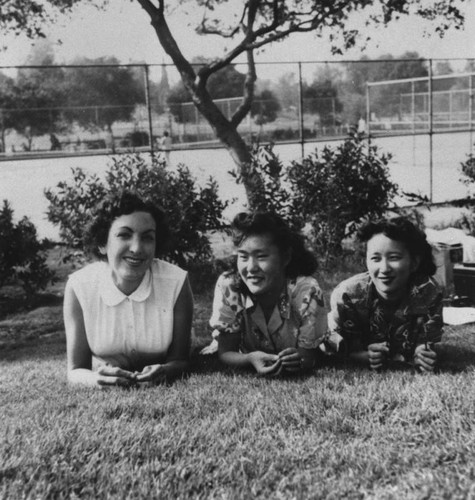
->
xmin=99 ymin=267 xmax=152 ymax=306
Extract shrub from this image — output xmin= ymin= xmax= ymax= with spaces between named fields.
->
xmin=461 ymin=153 xmax=475 ymax=185
xmin=44 ymin=154 xmax=229 ymax=267
xmin=234 ymin=131 xmax=398 ymax=265
xmin=0 ymin=200 xmax=55 ymax=296
xmin=287 ymin=131 xmax=398 ymax=261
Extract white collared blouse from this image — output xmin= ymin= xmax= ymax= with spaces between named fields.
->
xmin=67 ymin=259 xmax=187 ymax=370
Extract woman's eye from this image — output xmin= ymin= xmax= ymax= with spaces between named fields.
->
xmin=117 ymin=232 xmax=130 ymax=239
xmin=258 ymin=254 xmax=268 ymax=259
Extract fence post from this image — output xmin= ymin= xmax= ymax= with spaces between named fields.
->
xmin=366 ymin=82 xmax=371 ymax=152
xmin=144 ymin=64 xmax=154 ymax=155
xmin=428 ymin=59 xmax=433 ymax=202
xmin=470 ymin=72 xmax=474 ymax=156
xmin=298 ymin=62 xmax=304 ymax=160
xmin=411 ymin=81 xmax=415 ymax=135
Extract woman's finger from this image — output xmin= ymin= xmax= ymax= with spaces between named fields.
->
xmin=260 ymin=360 xmax=281 ymax=375
xmin=97 ymin=375 xmax=135 ymax=387
xmin=278 ymin=348 xmax=298 ymax=358
xmin=419 ymin=349 xmax=437 ymax=360
xmin=281 ymin=357 xmax=301 ymax=367
xmin=369 ymin=342 xmax=389 ymax=353
xmin=98 ymin=365 xmax=136 ymax=379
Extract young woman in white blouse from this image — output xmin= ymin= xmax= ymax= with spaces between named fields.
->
xmin=64 ymin=192 xmax=193 ymax=388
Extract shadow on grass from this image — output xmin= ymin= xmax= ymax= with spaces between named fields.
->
xmin=0 ymin=291 xmax=63 ymax=320
xmin=0 ymin=333 xmax=66 ymax=363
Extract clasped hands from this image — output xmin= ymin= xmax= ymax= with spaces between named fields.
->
xmin=96 ymin=364 xmax=166 ymax=387
xmin=248 ymin=348 xmax=305 ymax=376
xmin=368 ymin=342 xmax=437 ymax=372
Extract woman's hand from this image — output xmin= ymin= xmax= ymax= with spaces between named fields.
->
xmin=135 ymin=364 xmax=167 ymax=384
xmin=96 ymin=365 xmax=138 ymax=387
xmin=368 ymin=342 xmax=389 ymax=370
xmin=278 ymin=347 xmax=303 ymax=373
xmin=414 ymin=344 xmax=437 ymax=372
xmin=248 ymin=351 xmax=281 ymax=375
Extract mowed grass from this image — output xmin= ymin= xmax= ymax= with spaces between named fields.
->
xmin=1 ymin=252 xmax=475 ymax=498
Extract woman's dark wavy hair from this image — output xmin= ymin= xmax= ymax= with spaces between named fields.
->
xmin=358 ymin=216 xmax=436 ymax=277
xmin=84 ymin=191 xmax=170 ymax=260
xmin=231 ymin=211 xmax=318 ymax=279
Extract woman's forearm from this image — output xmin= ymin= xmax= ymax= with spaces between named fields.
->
xmin=348 ymin=350 xmax=370 ymax=365
xmin=161 ymin=359 xmax=189 ymax=379
xmin=219 ymin=350 xmax=252 ymax=368
xmin=67 ymin=368 xmax=99 ymax=387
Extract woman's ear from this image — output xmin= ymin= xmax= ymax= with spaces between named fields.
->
xmin=411 ymin=255 xmax=421 ymax=273
xmin=99 ymin=246 xmax=107 ymax=256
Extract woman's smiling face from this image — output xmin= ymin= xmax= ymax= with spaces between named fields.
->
xmin=101 ymin=211 xmax=156 ymax=295
xmin=236 ymin=233 xmax=289 ymax=299
xmin=366 ymin=233 xmax=419 ymax=302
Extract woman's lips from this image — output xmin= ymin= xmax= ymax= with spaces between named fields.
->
xmin=124 ymin=256 xmax=145 ymax=266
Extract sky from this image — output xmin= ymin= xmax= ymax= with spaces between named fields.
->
xmin=0 ymin=0 xmax=474 ymax=70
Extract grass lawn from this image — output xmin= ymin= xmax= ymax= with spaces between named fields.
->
xmin=1 ymin=249 xmax=475 ymax=499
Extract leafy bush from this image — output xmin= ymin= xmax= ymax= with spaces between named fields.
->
xmin=235 ymin=131 xmax=398 ymax=264
xmin=287 ymin=131 xmax=398 ymax=260
xmin=44 ymin=154 xmax=229 ymax=267
xmin=0 ymin=200 xmax=55 ymax=296
xmin=461 ymin=153 xmax=475 ymax=185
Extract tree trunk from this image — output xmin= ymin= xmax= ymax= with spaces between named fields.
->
xmin=191 ymin=91 xmax=264 ymax=209
xmin=144 ymin=3 xmax=264 ymax=208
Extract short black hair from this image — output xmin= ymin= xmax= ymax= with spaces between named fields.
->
xmin=231 ymin=211 xmax=318 ymax=278
xmin=358 ymin=216 xmax=436 ymax=277
xmin=84 ymin=191 xmax=170 ymax=260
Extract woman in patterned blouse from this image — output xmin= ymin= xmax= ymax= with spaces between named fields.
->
xmin=209 ymin=212 xmax=327 ymax=376
xmin=328 ymin=216 xmax=443 ymax=372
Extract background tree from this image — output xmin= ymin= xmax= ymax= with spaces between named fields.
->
xmin=60 ymin=57 xmax=146 ymax=145
xmin=251 ymin=88 xmax=281 ymax=127
xmin=1 ymin=0 xmax=466 ymax=204
xmin=342 ymin=51 xmax=429 ymax=125
xmin=3 ymin=40 xmax=65 ymax=150
xmin=0 ymin=72 xmax=16 ymax=152
xmin=302 ymin=76 xmax=343 ymax=128
xmin=273 ymin=72 xmax=299 ymax=112
xmin=167 ymin=62 xmax=246 ymax=123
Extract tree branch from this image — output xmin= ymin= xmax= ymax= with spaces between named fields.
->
xmin=231 ymin=49 xmax=256 ymax=127
xmin=135 ymin=0 xmax=196 ymax=85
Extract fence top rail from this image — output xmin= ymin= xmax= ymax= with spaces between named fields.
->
xmin=1 ymin=57 xmax=474 ymax=72
xmin=368 ymin=71 xmax=475 ymax=87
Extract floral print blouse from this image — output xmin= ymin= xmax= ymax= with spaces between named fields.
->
xmin=328 ymin=272 xmax=443 ymax=361
xmin=209 ymin=271 xmax=328 ymax=354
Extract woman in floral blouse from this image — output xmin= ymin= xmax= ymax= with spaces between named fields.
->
xmin=209 ymin=212 xmax=327 ymax=376
xmin=328 ymin=216 xmax=443 ymax=372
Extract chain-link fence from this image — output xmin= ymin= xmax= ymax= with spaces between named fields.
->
xmin=1 ymin=58 xmax=475 ymax=202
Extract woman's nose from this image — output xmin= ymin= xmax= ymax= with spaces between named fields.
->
xmin=380 ymin=258 xmax=391 ymax=272
xmin=130 ymin=235 xmax=142 ymax=252
xmin=247 ymin=257 xmax=259 ymax=271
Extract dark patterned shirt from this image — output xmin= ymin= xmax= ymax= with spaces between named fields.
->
xmin=210 ymin=272 xmax=327 ymax=354
xmin=328 ymin=272 xmax=443 ymax=361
